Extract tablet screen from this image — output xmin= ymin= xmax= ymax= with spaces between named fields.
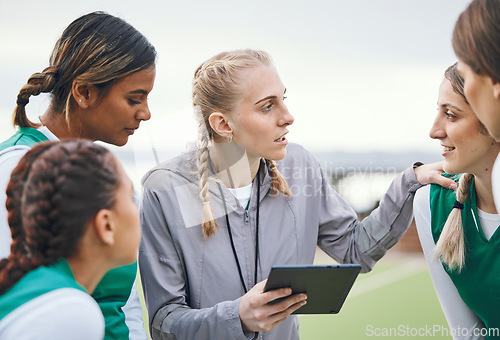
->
xmin=264 ymin=264 xmax=361 ymax=314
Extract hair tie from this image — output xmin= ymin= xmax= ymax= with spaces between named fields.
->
xmin=270 ymin=166 xmax=276 ymax=171
xmin=202 ymin=201 xmax=210 ymax=205
xmin=453 ymin=201 xmax=464 ymax=210
xmin=16 ymin=95 xmax=29 ymax=107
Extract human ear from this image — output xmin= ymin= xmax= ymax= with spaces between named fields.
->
xmin=208 ymin=112 xmax=233 ymax=138
xmin=93 ymin=209 xmax=115 ymax=246
xmin=71 ymin=81 xmax=99 ymax=109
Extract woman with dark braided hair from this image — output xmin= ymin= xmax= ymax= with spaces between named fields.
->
xmin=138 ymin=49 xmax=456 ymax=340
xmin=0 ymin=11 xmax=156 ymax=339
xmin=0 ymin=140 xmax=140 ymax=339
xmin=414 ymin=64 xmax=500 ymax=338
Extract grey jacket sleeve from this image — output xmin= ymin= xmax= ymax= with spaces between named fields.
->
xmin=316 ymin=164 xmax=422 ymax=273
xmin=138 ymin=177 xmax=252 ymax=340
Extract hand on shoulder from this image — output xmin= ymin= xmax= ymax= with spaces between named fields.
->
xmin=413 ymin=161 xmax=458 ymax=190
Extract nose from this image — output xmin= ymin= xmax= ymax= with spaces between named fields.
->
xmin=279 ymin=105 xmax=294 ymax=127
xmin=429 ymin=113 xmax=445 ymax=140
xmin=136 ymin=103 xmax=151 ymax=121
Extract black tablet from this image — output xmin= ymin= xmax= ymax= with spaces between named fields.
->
xmin=263 ymin=264 xmax=362 ymax=314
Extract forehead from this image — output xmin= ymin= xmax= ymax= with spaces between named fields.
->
xmin=438 ymin=78 xmax=464 ymax=102
xmin=439 ymin=78 xmax=454 ymax=96
xmin=112 ymin=66 xmax=156 ymax=93
xmin=438 ymin=78 xmax=479 ymax=119
xmin=239 ymin=65 xmax=284 ymax=103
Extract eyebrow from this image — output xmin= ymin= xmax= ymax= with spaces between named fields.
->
xmin=254 ymin=88 xmax=287 ymax=105
xmin=129 ymin=89 xmax=148 ymax=95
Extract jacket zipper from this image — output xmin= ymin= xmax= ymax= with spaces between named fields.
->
xmin=244 ymin=210 xmax=250 ymax=224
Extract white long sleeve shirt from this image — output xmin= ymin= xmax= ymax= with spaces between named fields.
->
xmin=413 ymin=185 xmax=496 ymax=339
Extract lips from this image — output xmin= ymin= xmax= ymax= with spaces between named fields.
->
xmin=442 ymin=144 xmax=455 ymax=152
xmin=274 ymin=131 xmax=288 ymax=143
xmin=125 ymin=128 xmax=137 ymax=135
xmin=441 ymin=144 xmax=455 ymax=157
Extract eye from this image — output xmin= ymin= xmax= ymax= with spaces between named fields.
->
xmin=262 ymin=103 xmax=274 ymax=112
xmin=129 ymin=99 xmax=141 ymax=105
xmin=444 ymin=110 xmax=457 ymax=120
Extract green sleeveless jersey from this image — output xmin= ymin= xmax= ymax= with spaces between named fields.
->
xmin=0 ymin=127 xmax=49 ymax=152
xmin=93 ymin=262 xmax=138 ymax=339
xmin=430 ymin=174 xmax=500 ymax=335
xmin=0 ymin=259 xmax=84 ymax=319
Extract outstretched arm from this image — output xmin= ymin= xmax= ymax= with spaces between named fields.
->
xmin=316 ymin=158 xmax=457 ymax=272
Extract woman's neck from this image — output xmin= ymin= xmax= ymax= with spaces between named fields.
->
xmin=474 ymin=170 xmax=497 ymax=214
xmin=211 ymin=141 xmax=260 ymax=188
xmin=40 ymin=106 xmax=84 ymax=140
xmin=66 ymin=256 xmax=109 ymax=294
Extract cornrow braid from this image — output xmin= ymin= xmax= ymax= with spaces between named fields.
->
xmin=266 ymin=159 xmax=291 ymax=197
xmin=13 ymin=66 xmax=58 ymax=128
xmin=0 ymin=140 xmax=119 ymax=294
xmin=22 ymin=148 xmax=75 ymax=264
xmin=433 ymin=173 xmax=474 ymax=272
xmin=0 ymin=143 xmax=56 ymax=293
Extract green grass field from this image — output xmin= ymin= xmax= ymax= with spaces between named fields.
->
xmin=137 ymin=250 xmax=451 ymax=339
xmin=298 ymin=250 xmax=450 ymax=339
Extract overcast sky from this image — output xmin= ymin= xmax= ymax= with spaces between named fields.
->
xmin=0 ymin=0 xmax=471 ymax=165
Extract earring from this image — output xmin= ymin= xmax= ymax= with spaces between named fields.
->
xmin=228 ymin=135 xmax=233 ymax=143
xmin=79 ymin=99 xmax=82 ymax=103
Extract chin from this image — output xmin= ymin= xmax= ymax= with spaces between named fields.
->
xmin=114 ymin=137 xmax=129 ymax=147
xmin=443 ymin=164 xmax=460 ymax=175
xmin=270 ymin=149 xmax=287 ymax=161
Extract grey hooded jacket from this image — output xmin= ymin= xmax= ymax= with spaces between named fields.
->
xmin=139 ymin=143 xmax=422 ymax=340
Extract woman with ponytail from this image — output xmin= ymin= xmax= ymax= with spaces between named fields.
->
xmin=414 ymin=63 xmax=500 ymax=338
xmin=0 ymin=140 xmax=140 ymax=339
xmin=0 ymin=11 xmax=156 ymax=339
xmin=139 ymin=49 xmax=454 ymax=340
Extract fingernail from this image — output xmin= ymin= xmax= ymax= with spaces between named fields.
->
xmin=301 ymin=300 xmax=307 ymax=306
